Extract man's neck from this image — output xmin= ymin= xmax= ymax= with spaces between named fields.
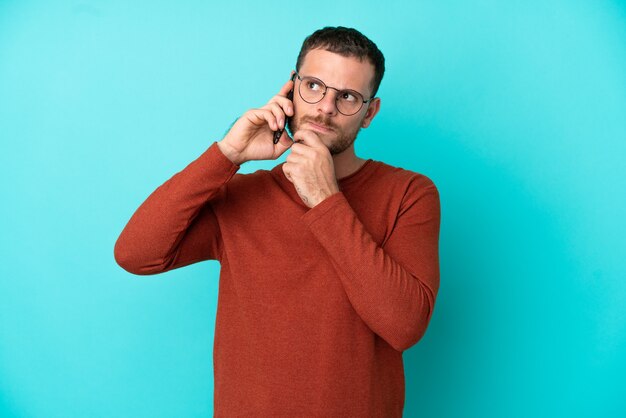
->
xmin=333 ymin=146 xmax=367 ymax=180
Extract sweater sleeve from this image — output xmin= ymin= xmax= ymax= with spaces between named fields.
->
xmin=301 ymin=177 xmax=441 ymax=352
xmin=114 ymin=141 xmax=240 ymax=275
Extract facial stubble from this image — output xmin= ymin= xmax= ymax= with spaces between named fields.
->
xmin=287 ymin=115 xmax=363 ymax=156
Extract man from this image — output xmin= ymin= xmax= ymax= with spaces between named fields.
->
xmin=114 ymin=26 xmax=440 ymax=418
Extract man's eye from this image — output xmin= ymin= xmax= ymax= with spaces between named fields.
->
xmin=308 ymin=82 xmax=321 ymax=90
xmin=341 ymin=92 xmax=357 ymax=102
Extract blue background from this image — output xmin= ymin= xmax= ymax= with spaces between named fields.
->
xmin=1 ymin=1 xmax=625 ymax=417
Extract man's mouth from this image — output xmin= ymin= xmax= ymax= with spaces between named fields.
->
xmin=305 ymin=121 xmax=334 ymax=133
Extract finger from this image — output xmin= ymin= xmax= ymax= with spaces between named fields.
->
xmin=247 ymin=108 xmax=279 ymax=131
xmin=268 ymin=95 xmax=294 ymax=117
xmin=292 ymin=129 xmax=324 ymax=147
xmin=289 ymin=142 xmax=316 ymax=161
xmin=282 ymin=161 xmax=303 ymax=179
xmin=277 ymin=76 xmax=295 ymax=97
xmin=285 ymin=150 xmax=305 ymax=164
xmin=262 ymin=102 xmax=287 ymax=130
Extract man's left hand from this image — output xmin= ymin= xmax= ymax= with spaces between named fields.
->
xmin=282 ymin=130 xmax=340 ymax=208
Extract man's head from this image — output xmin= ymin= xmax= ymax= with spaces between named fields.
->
xmin=295 ymin=26 xmax=385 ymax=98
xmin=287 ymin=27 xmax=385 ymax=155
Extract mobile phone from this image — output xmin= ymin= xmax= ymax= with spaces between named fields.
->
xmin=273 ymin=73 xmax=296 ymax=144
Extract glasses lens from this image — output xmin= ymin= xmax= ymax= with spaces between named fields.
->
xmin=336 ymin=90 xmax=364 ymax=115
xmin=299 ymin=76 xmax=325 ymax=103
xmin=298 ymin=75 xmax=366 ymax=115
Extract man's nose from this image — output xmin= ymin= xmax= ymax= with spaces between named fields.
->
xmin=316 ymin=90 xmax=338 ymax=116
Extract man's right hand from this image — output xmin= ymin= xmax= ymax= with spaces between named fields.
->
xmin=218 ymin=76 xmax=295 ymax=165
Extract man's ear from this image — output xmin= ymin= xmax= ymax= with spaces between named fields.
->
xmin=361 ymin=97 xmax=381 ymax=128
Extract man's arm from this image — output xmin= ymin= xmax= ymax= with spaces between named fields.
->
xmin=113 ymin=141 xmax=240 ymax=275
xmin=113 ymin=75 xmax=300 ymax=275
xmin=301 ymin=176 xmax=441 ymax=352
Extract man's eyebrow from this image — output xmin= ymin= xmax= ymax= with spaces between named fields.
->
xmin=301 ymin=73 xmax=365 ymax=94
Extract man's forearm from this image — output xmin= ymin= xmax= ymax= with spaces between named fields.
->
xmin=114 ymin=141 xmax=240 ymax=274
xmin=301 ymin=183 xmax=441 ymax=352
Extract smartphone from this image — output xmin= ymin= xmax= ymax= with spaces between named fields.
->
xmin=273 ymin=74 xmax=296 ymax=144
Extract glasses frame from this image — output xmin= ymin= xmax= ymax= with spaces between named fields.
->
xmin=294 ymin=71 xmax=374 ymax=116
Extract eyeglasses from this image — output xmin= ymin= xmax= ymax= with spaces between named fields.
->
xmin=294 ymin=71 xmax=373 ymax=116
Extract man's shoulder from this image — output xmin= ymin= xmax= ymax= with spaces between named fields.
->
xmin=369 ymin=159 xmax=438 ymax=192
xmin=367 ymin=160 xmax=440 ymax=219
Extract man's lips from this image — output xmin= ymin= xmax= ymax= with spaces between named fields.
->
xmin=305 ymin=121 xmax=334 ymax=133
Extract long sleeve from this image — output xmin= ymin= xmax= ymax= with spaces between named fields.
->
xmin=301 ymin=176 xmax=441 ymax=352
xmin=114 ymin=141 xmax=240 ymax=275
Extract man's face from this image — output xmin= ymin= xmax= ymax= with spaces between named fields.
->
xmin=287 ymin=49 xmax=380 ymax=155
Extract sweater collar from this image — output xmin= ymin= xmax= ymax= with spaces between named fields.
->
xmin=270 ymin=159 xmax=375 ymax=208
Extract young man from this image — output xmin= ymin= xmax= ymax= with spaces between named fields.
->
xmin=115 ymin=26 xmax=441 ymax=418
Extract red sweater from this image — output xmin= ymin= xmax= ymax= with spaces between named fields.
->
xmin=114 ymin=141 xmax=441 ymax=417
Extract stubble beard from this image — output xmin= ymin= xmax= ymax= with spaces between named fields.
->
xmin=288 ymin=114 xmax=362 ymax=156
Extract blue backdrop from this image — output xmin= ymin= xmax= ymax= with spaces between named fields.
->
xmin=1 ymin=1 xmax=625 ymax=417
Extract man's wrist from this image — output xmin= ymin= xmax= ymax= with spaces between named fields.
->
xmin=217 ymin=141 xmax=243 ymax=166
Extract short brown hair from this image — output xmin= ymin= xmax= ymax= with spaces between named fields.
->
xmin=295 ymin=26 xmax=385 ymax=98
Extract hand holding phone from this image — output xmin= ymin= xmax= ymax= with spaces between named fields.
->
xmin=219 ymin=74 xmax=296 ymax=165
